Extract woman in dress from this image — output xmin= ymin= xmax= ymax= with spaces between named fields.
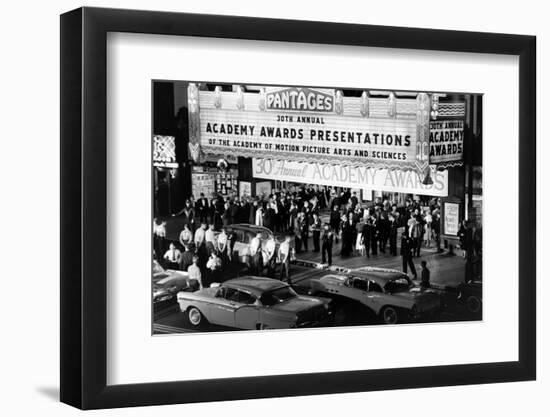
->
xmin=424 ymin=210 xmax=433 ymax=247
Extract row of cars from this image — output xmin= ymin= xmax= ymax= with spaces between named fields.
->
xmin=173 ymin=267 xmax=481 ymax=330
xmin=153 ymin=223 xmax=482 ymax=331
xmin=154 ymin=259 xmax=482 ymax=331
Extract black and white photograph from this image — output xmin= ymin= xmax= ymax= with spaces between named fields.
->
xmin=152 ymin=81 xmax=483 ymax=334
xmin=2 ymin=0 xmax=543 ymax=414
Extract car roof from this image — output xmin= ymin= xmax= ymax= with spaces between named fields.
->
xmin=223 ymin=276 xmax=288 ymax=297
xmin=349 ymin=267 xmax=410 ymax=286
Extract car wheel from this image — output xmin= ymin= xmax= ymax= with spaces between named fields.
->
xmin=258 ymin=323 xmax=271 ymax=330
xmin=466 ymin=296 xmax=482 ymax=314
xmin=381 ymin=306 xmax=399 ymax=324
xmin=187 ymin=307 xmax=204 ymax=326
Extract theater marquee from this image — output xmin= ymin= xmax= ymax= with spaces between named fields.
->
xmin=187 ymin=83 xmax=465 ymax=175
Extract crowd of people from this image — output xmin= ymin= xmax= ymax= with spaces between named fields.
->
xmin=154 ymin=184 xmax=481 ymax=288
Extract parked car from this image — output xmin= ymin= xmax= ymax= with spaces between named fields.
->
xmin=221 ymin=224 xmax=296 ymax=264
xmin=177 ymin=276 xmax=332 ymax=330
xmin=456 ymin=280 xmax=482 ymax=315
xmin=309 ymin=266 xmax=442 ymax=324
xmin=153 ymin=260 xmax=199 ymax=310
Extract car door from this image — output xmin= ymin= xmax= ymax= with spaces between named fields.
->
xmin=233 ymin=290 xmax=260 ymax=329
xmin=209 ymin=287 xmax=239 ymax=327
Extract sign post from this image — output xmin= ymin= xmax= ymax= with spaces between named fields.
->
xmin=440 ymin=196 xmax=463 ymax=255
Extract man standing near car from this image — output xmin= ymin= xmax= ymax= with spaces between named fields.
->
xmin=188 ymin=255 xmax=203 ymax=290
xmin=279 ymin=235 xmax=292 ymax=285
xmin=206 ymin=252 xmax=222 ymax=286
xmin=249 ymin=232 xmax=263 ymax=276
xmin=401 ymin=232 xmax=417 ymax=279
xmin=205 ymin=223 xmax=216 ymax=256
xmin=217 ymin=227 xmax=228 ymax=262
xmin=264 ymin=235 xmax=277 ymax=278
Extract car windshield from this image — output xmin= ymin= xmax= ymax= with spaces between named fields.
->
xmin=260 ymin=286 xmax=297 ymax=306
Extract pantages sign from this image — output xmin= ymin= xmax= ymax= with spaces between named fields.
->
xmin=187 ymin=83 xmax=464 ymax=175
xmin=253 ymin=158 xmax=449 ymax=197
xmin=265 ymin=87 xmax=334 ymax=112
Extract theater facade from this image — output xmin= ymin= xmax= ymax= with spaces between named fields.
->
xmin=153 ymin=81 xmax=482 ymax=242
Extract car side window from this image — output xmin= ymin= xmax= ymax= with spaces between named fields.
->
xmin=218 ymin=287 xmax=239 ymax=301
xmin=352 ymin=279 xmax=369 ymax=291
xmin=237 ymin=291 xmax=256 ymax=305
xmin=368 ymin=281 xmax=383 ymax=293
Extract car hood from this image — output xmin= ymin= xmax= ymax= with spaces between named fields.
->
xmin=273 ymin=296 xmax=326 ymax=313
xmin=154 ymin=280 xmax=197 ymax=298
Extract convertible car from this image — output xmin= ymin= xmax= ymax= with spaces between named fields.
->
xmin=219 ymin=224 xmax=296 ymax=264
xmin=309 ymin=267 xmax=442 ymax=324
xmin=153 ymin=260 xmax=199 ymax=311
xmin=177 ymin=276 xmax=332 ymax=330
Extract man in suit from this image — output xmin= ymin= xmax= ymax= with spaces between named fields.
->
xmin=311 ymin=212 xmax=322 ymax=252
xmin=299 ymin=212 xmax=309 ymax=252
xmin=330 ymin=205 xmax=341 ymax=243
xmin=401 ymin=233 xmax=417 ymax=279
xmin=388 ymin=214 xmax=398 ymax=256
xmin=370 ymin=216 xmax=379 ymax=256
xmin=378 ymin=212 xmax=390 ymax=254
xmin=361 ymin=218 xmax=373 ymax=258
xmin=340 ymin=213 xmax=355 ymax=257
xmin=196 ymin=193 xmax=210 ymax=224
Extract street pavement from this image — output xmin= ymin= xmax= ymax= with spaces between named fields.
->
xmin=292 ymin=238 xmax=468 ymax=288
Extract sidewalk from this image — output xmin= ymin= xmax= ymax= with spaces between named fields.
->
xmin=293 ymin=236 xmax=467 ymax=288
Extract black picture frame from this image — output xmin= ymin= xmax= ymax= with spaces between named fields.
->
xmin=60 ymin=6 xmax=536 ymax=410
